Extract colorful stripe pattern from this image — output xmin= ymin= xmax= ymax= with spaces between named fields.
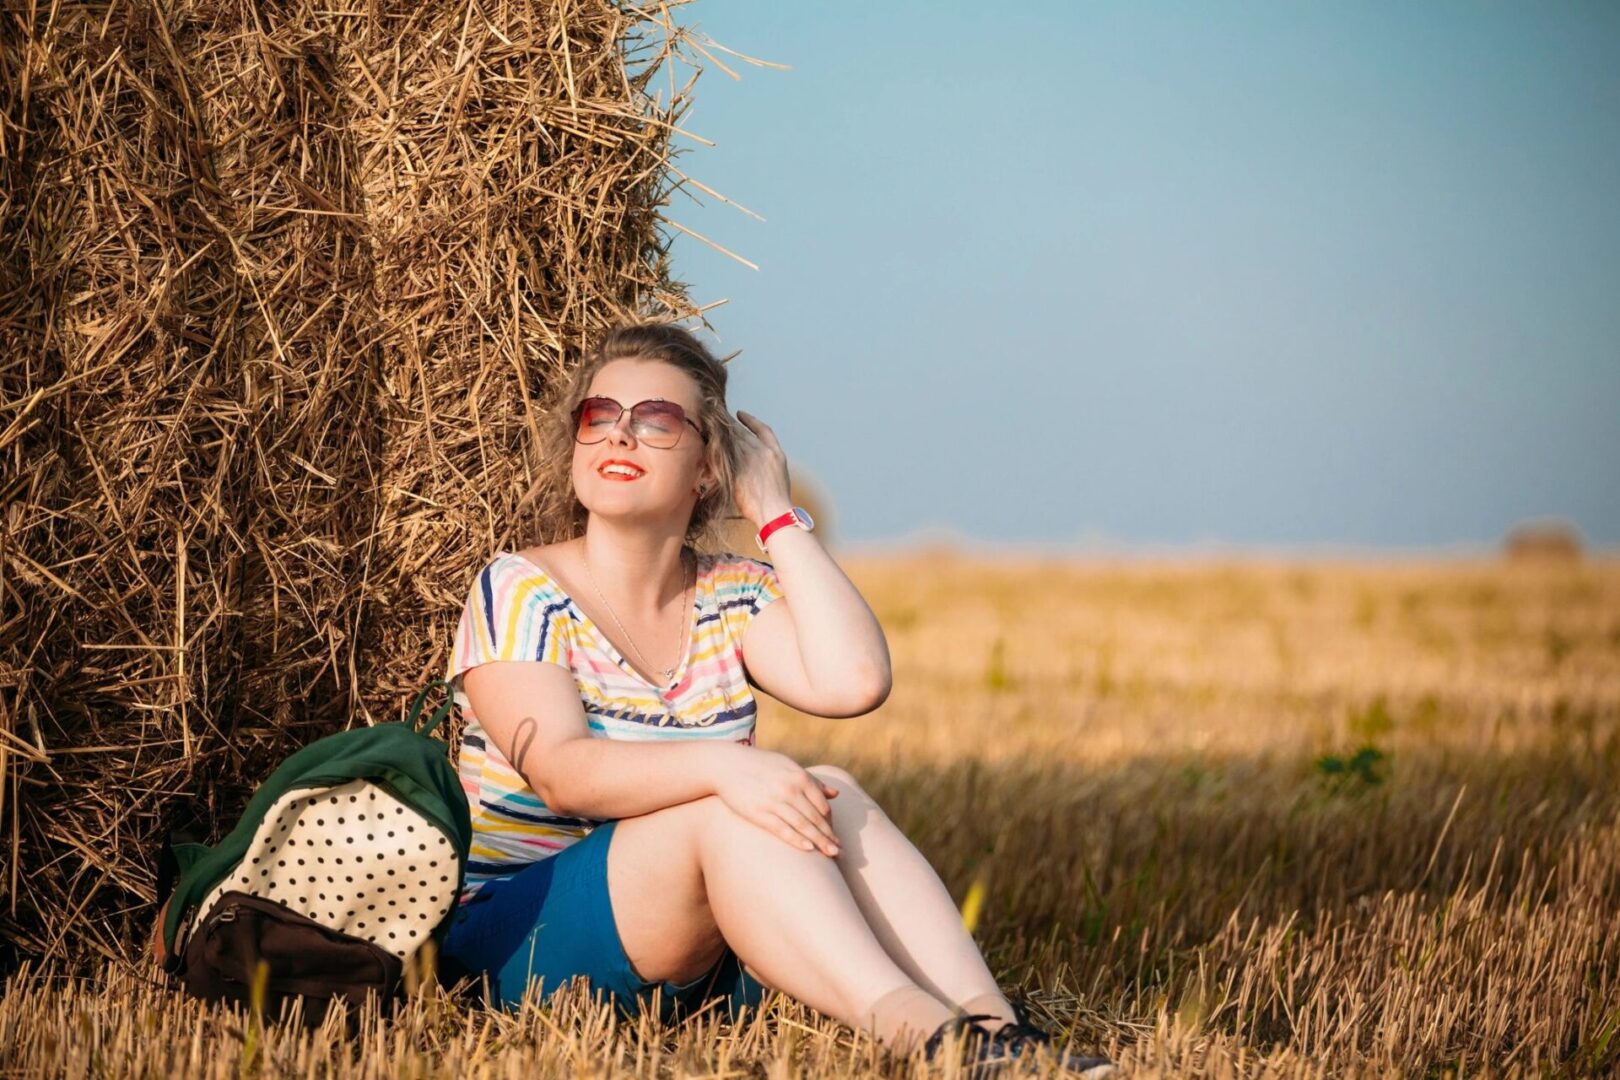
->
xmin=446 ymin=549 xmax=784 ymax=899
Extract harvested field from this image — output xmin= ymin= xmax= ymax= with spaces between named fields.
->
xmin=3 ymin=553 xmax=1616 ymax=1077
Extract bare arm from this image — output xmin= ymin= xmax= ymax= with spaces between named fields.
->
xmin=463 ymin=658 xmax=740 ymax=819
xmin=740 ymin=513 xmax=892 ymax=716
xmin=729 ymin=410 xmax=891 ymax=715
xmin=464 ymin=653 xmax=842 ymax=851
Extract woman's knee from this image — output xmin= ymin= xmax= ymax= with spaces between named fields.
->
xmin=807 ymin=764 xmax=874 ymax=804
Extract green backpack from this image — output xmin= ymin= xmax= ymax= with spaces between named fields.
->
xmin=153 ymin=678 xmax=472 ymax=1022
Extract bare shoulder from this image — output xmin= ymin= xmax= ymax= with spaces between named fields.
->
xmin=512 ymin=539 xmax=576 ymax=574
xmin=511 ymin=540 xmax=592 ymax=604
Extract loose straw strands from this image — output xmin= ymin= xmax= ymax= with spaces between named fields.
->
xmin=0 ymin=0 xmax=742 ymax=967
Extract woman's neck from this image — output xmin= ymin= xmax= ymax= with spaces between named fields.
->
xmin=571 ymin=523 xmax=691 ymax=613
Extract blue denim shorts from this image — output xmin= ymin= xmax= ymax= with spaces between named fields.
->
xmin=439 ymin=818 xmax=768 ymax=1024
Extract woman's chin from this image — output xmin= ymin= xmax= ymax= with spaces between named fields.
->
xmin=581 ymin=497 xmax=687 ymax=525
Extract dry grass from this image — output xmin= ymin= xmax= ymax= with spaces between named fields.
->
xmin=4 ymin=553 xmax=1617 ymax=1077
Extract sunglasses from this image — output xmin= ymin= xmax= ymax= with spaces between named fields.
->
xmin=571 ymin=396 xmax=707 ymax=449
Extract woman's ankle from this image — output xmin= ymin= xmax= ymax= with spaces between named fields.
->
xmin=957 ymin=990 xmax=1018 ymax=1032
xmin=861 ymin=983 xmax=958 ymax=1054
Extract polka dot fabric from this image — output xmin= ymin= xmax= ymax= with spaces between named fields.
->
xmin=192 ymin=779 xmax=460 ymax=960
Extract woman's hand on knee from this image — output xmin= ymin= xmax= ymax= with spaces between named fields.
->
xmin=712 ymin=748 xmax=841 ymax=857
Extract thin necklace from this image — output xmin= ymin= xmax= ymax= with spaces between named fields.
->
xmin=583 ymin=547 xmax=692 ymax=685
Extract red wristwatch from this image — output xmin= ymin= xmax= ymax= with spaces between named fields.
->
xmin=756 ymin=506 xmax=815 ymax=554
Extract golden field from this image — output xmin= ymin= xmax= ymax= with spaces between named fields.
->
xmin=3 ymin=552 xmax=1617 ymax=1078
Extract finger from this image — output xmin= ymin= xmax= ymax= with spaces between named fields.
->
xmin=737 ymin=411 xmax=779 ymax=447
xmin=744 ymin=415 xmax=783 ymax=450
xmin=775 ymin=805 xmax=836 ymax=854
xmin=792 ymin=792 xmax=840 ymax=847
xmin=761 ymin=811 xmax=812 ymax=852
xmin=802 ymin=780 xmax=834 ymax=819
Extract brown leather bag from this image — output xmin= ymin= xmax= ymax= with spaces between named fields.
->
xmin=177 ymin=890 xmax=404 ymax=1026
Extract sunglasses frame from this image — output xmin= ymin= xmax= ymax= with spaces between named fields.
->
xmin=571 ymin=395 xmax=707 ymax=448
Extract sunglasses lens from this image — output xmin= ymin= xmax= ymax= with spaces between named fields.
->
xmin=576 ymin=398 xmax=621 ymax=440
xmin=632 ymin=402 xmax=687 ymax=446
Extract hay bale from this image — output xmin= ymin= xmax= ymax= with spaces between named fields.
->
xmin=1504 ymin=519 xmax=1584 ymax=563
xmin=0 ymin=0 xmax=730 ymax=969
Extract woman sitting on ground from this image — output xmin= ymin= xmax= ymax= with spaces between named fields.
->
xmin=440 ymin=322 xmax=1112 ymax=1076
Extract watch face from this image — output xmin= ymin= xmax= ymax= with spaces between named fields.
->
xmin=793 ymin=507 xmax=815 ymax=530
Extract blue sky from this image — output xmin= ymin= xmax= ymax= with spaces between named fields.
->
xmin=658 ymin=1 xmax=1619 ymax=552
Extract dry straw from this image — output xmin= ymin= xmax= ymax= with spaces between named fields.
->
xmin=0 ymin=0 xmax=773 ymax=968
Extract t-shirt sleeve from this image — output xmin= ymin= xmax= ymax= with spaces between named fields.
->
xmin=446 ymin=555 xmax=573 ymax=705
xmin=733 ymin=553 xmax=784 ymax=617
xmin=717 ymin=553 xmax=785 ymax=664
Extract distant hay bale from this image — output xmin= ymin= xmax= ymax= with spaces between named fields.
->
xmin=1503 ymin=519 xmax=1584 ymax=563
xmin=0 ymin=0 xmax=751 ymax=969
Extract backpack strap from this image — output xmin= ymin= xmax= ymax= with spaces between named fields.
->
xmin=405 ymin=677 xmax=454 ymax=738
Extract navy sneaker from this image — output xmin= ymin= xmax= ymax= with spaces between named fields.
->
xmin=981 ymin=998 xmax=1115 ymax=1077
xmin=920 ymin=1004 xmax=1116 ymax=1078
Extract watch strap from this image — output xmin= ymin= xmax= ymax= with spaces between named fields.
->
xmin=756 ymin=507 xmax=810 ymax=554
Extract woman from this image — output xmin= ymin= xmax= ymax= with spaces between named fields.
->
xmin=441 ymin=323 xmax=1113 ymax=1076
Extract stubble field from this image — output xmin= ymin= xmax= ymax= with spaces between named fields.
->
xmin=3 ymin=552 xmax=1617 ymax=1078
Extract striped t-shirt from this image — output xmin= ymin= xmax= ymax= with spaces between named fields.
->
xmin=445 ymin=548 xmax=783 ymax=900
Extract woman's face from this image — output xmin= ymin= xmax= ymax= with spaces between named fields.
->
xmin=570 ymin=358 xmax=713 ymax=526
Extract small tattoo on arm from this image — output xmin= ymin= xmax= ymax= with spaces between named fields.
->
xmin=508 ymin=716 xmax=539 ymax=774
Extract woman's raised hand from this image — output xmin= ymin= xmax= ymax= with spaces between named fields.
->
xmin=712 ymin=747 xmax=841 ymax=856
xmin=730 ymin=410 xmax=794 ymax=528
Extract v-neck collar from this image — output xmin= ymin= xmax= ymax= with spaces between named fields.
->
xmin=501 ymin=548 xmax=706 ymax=694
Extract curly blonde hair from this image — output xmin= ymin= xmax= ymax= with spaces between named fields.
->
xmin=518 ymin=323 xmax=744 ymax=551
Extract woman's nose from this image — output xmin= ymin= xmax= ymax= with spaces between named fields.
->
xmin=607 ymin=411 xmax=637 ymax=445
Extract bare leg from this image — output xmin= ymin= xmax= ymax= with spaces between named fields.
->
xmin=609 ymin=795 xmax=958 ymax=1052
xmin=805 ymin=765 xmax=1017 ymax=1028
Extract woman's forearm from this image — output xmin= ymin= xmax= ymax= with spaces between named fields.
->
xmin=756 ymin=500 xmax=893 ymax=699
xmin=545 ymin=736 xmax=743 ymax=820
